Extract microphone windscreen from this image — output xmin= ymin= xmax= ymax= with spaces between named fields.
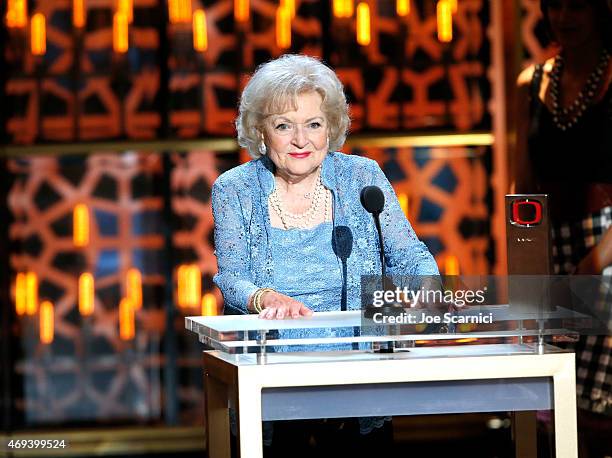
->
xmin=360 ymin=186 xmax=385 ymax=214
xmin=332 ymin=226 xmax=353 ymax=260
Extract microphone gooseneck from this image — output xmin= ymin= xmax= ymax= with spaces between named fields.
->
xmin=360 ymin=186 xmax=386 ymax=283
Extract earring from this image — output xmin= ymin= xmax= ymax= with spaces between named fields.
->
xmin=326 ymin=136 xmax=330 ymax=151
xmin=258 ymin=142 xmax=267 ymax=156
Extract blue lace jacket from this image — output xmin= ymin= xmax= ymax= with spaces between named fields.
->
xmin=212 ymin=151 xmax=439 ymax=314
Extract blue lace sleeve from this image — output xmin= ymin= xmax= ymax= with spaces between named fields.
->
xmin=369 ymin=160 xmax=440 ymax=276
xmin=211 ymin=177 xmax=258 ymax=314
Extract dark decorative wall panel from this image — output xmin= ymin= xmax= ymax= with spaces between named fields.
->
xmin=4 ymin=0 xmax=494 ymax=143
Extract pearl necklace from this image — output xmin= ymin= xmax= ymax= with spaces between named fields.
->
xmin=549 ymin=48 xmax=611 ymax=131
xmin=269 ymin=174 xmax=330 ymax=229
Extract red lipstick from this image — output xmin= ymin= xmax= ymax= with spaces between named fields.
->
xmin=288 ymin=152 xmax=312 ymax=159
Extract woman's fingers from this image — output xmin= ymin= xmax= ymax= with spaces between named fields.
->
xmin=258 ymin=292 xmax=309 ymax=320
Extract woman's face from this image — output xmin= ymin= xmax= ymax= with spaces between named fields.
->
xmin=546 ymin=0 xmax=600 ymax=49
xmin=262 ymin=91 xmax=329 ymax=182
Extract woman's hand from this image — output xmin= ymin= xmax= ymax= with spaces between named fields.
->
xmin=258 ymin=290 xmax=313 ymax=319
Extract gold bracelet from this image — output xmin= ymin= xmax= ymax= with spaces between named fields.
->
xmin=253 ymin=288 xmax=274 ymax=313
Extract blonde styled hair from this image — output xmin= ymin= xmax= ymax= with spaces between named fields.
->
xmin=236 ymin=54 xmax=351 ymax=159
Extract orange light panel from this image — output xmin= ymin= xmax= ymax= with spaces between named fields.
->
xmin=15 ymin=273 xmax=27 ymax=316
xmin=40 ymin=301 xmax=54 ymax=344
xmin=119 ymin=298 xmax=135 ymax=340
xmin=201 ymin=293 xmax=217 ymax=316
xmin=333 ymin=0 xmax=353 ymax=18
xmin=118 ymin=0 xmax=133 ymax=23
xmin=73 ymin=203 xmax=89 ymax=247
xmin=113 ymin=12 xmax=128 ymax=53
xmin=234 ymin=0 xmax=249 ymax=22
xmin=396 ymin=0 xmax=410 ymax=17
xmin=31 ymin=13 xmax=46 ymax=56
xmin=398 ymin=193 xmax=409 ymax=217
xmin=185 ymin=265 xmax=201 ymax=308
xmin=177 ymin=264 xmax=187 ymax=307
xmin=281 ymin=0 xmax=295 ymax=18
xmin=79 ymin=272 xmax=95 ymax=316
xmin=73 ymin=0 xmax=86 ymax=28
xmin=437 ymin=0 xmax=452 ymax=43
xmin=276 ymin=6 xmax=291 ymax=49
xmin=444 ymin=255 xmax=460 ymax=275
xmin=126 ymin=268 xmax=142 ymax=310
xmin=193 ymin=9 xmax=208 ymax=52
xmin=343 ymin=0 xmax=354 ymax=17
xmin=6 ymin=0 xmax=28 ymax=28
xmin=168 ymin=0 xmax=179 ymax=23
xmin=25 ymin=271 xmax=38 ymax=315
xmin=356 ymin=2 xmax=370 ymax=46
xmin=450 ymin=0 xmax=457 ymax=13
xmin=179 ymin=0 xmax=192 ymax=23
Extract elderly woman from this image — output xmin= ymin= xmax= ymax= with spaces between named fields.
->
xmin=212 ymin=54 xmax=438 ymax=456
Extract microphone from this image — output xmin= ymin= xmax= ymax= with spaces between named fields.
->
xmin=360 ymin=186 xmax=395 ymax=353
xmin=332 ymin=226 xmax=353 ymax=311
xmin=360 ymin=186 xmax=386 ymax=282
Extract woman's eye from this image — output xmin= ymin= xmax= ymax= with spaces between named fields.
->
xmin=308 ymin=122 xmax=322 ymax=129
xmin=275 ymin=123 xmax=290 ymax=131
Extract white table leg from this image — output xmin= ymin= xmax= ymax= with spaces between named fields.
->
xmin=553 ymin=357 xmax=578 ymax=458
xmin=236 ymin=379 xmax=263 ymax=458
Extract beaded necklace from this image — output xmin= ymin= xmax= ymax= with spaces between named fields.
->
xmin=549 ymin=48 xmax=611 ymax=131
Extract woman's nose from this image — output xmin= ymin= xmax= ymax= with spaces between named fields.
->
xmin=291 ymin=124 xmax=309 ymax=147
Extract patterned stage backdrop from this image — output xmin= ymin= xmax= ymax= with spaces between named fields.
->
xmin=5 ymin=0 xmax=161 ymax=144
xmin=333 ymin=0 xmax=491 ymax=132
xmin=4 ymin=0 xmax=495 ymax=143
xmin=4 ymin=0 xmax=500 ymax=428
xmin=7 ymin=145 xmax=490 ymax=426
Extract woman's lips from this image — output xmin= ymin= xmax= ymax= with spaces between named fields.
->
xmin=288 ymin=152 xmax=312 ymax=158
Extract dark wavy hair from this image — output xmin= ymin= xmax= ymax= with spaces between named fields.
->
xmin=540 ymin=0 xmax=612 ymax=47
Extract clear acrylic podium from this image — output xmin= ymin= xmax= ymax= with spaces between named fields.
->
xmin=186 ymin=309 xmax=578 ymax=458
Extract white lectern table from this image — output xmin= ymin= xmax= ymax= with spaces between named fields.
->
xmin=186 ymin=311 xmax=578 ymax=458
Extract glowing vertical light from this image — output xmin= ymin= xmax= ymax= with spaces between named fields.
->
xmin=15 ymin=272 xmax=27 ymax=316
xmin=178 ymin=264 xmax=201 ymax=308
xmin=343 ymin=0 xmax=354 ymax=17
xmin=119 ymin=298 xmax=135 ymax=340
xmin=79 ymin=272 xmax=95 ymax=316
xmin=178 ymin=0 xmax=192 ymax=23
xmin=281 ymin=0 xmax=295 ymax=19
xmin=398 ymin=193 xmax=409 ymax=217
xmin=444 ymin=255 xmax=460 ymax=275
xmin=113 ymin=11 xmax=129 ymax=53
xmin=201 ymin=293 xmax=217 ymax=316
xmin=118 ymin=0 xmax=133 ymax=24
xmin=356 ymin=2 xmax=370 ymax=46
xmin=31 ymin=13 xmax=46 ymax=56
xmin=276 ymin=6 xmax=291 ymax=49
xmin=437 ymin=0 xmax=453 ymax=43
xmin=25 ymin=271 xmax=38 ymax=315
xmin=234 ymin=0 xmax=249 ymax=22
xmin=396 ymin=0 xmax=410 ymax=17
xmin=333 ymin=0 xmax=353 ymax=18
xmin=177 ymin=264 xmax=187 ymax=307
xmin=193 ymin=9 xmax=208 ymax=52
xmin=6 ymin=0 xmax=28 ymax=28
xmin=73 ymin=0 xmax=86 ymax=28
xmin=126 ymin=268 xmax=142 ymax=310
xmin=185 ymin=265 xmax=201 ymax=308
xmin=168 ymin=0 xmax=179 ymax=23
xmin=40 ymin=301 xmax=54 ymax=344
xmin=73 ymin=203 xmax=90 ymax=248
